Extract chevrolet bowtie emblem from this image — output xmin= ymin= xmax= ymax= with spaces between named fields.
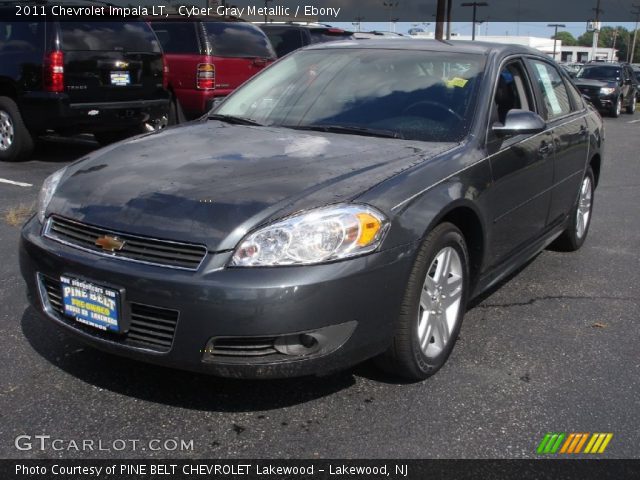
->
xmin=95 ymin=235 xmax=125 ymax=252
xmin=114 ymin=61 xmax=129 ymax=69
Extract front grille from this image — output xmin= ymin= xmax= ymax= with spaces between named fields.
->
xmin=40 ymin=275 xmax=179 ymax=353
xmin=208 ymin=337 xmax=279 ymax=357
xmin=46 ymin=216 xmax=207 ymax=271
xmin=579 ymin=87 xmax=600 ymax=97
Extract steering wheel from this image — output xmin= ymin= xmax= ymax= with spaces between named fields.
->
xmin=402 ymin=100 xmax=464 ymax=122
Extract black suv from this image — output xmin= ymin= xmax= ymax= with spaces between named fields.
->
xmin=0 ymin=1 xmax=170 ymax=161
xmin=573 ymin=62 xmax=638 ymax=117
xmin=257 ymin=23 xmax=353 ymax=57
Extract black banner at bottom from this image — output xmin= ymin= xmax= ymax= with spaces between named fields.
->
xmin=3 ymin=459 xmax=640 ymax=480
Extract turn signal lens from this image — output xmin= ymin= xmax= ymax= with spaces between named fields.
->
xmin=231 ymin=204 xmax=389 ymax=267
xmin=356 ymin=213 xmax=382 ymax=246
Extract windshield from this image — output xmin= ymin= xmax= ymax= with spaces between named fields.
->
xmin=216 ymin=49 xmax=484 ymax=142
xmin=576 ymin=66 xmax=621 ymax=80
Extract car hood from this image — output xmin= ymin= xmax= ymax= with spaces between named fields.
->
xmin=573 ymin=78 xmax=616 ymax=89
xmin=49 ymin=121 xmax=455 ymax=251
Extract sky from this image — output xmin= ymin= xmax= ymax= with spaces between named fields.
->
xmin=332 ymin=21 xmax=639 ymax=38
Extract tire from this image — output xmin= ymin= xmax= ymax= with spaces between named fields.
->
xmin=377 ymin=222 xmax=470 ymax=380
xmin=610 ymin=96 xmax=622 ymax=118
xmin=0 ymin=96 xmax=34 ymax=162
xmin=168 ymin=96 xmax=185 ymax=126
xmin=551 ymin=167 xmax=595 ymax=252
xmin=626 ymin=95 xmax=636 ymax=114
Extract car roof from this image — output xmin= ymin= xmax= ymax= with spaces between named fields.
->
xmin=305 ymin=38 xmax=544 ymax=57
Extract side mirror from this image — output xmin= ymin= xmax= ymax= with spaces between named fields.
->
xmin=492 ymin=109 xmax=546 ymax=137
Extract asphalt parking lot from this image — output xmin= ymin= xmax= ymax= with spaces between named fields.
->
xmin=0 ymin=117 xmax=638 ymax=460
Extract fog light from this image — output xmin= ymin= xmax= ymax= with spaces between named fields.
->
xmin=274 ymin=334 xmax=320 ymax=356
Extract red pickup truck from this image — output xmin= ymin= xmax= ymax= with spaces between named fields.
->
xmin=149 ymin=17 xmax=276 ymax=120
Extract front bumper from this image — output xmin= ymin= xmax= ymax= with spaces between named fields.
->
xmin=581 ymin=92 xmax=618 ymax=112
xmin=19 ymin=216 xmax=415 ymax=378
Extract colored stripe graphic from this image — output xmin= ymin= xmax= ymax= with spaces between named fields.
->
xmin=585 ymin=433 xmax=614 ymax=454
xmin=537 ymin=433 xmax=565 ymax=454
xmin=538 ymin=433 xmax=612 ymax=454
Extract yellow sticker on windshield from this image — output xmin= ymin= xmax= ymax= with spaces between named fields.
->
xmin=446 ymin=77 xmax=469 ymax=88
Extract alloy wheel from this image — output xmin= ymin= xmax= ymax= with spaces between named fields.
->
xmin=417 ymin=246 xmax=464 ymax=359
xmin=616 ymin=98 xmax=622 ymax=116
xmin=576 ymin=175 xmax=593 ymax=239
xmin=0 ymin=110 xmax=14 ymax=151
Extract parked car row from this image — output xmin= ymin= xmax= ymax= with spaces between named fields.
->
xmin=0 ymin=2 xmax=355 ymax=161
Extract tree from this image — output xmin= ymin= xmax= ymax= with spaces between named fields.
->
xmin=553 ymin=31 xmax=578 ymax=46
xmin=578 ymin=26 xmax=636 ymax=62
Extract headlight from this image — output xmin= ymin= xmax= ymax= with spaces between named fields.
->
xmin=600 ymin=87 xmax=616 ymax=95
xmin=37 ymin=167 xmax=66 ymax=223
xmin=231 ymin=204 xmax=389 ymax=267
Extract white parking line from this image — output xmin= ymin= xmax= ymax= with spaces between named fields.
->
xmin=627 ymin=119 xmax=640 ymax=124
xmin=0 ymin=178 xmax=32 ymax=187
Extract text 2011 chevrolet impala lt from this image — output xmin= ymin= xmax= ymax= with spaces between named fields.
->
xmin=20 ymin=41 xmax=603 ymax=380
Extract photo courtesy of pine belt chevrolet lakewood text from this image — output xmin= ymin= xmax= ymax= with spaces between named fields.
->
xmin=20 ymin=40 xmax=603 ymax=380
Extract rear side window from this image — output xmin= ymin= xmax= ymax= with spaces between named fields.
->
xmin=529 ymin=60 xmax=572 ymax=119
xmin=261 ymin=27 xmax=304 ymax=57
xmin=203 ymin=22 xmax=275 ymax=58
xmin=60 ymin=21 xmax=160 ymax=53
xmin=309 ymin=29 xmax=354 ymax=44
xmin=151 ymin=22 xmax=200 ymax=54
xmin=0 ymin=21 xmax=44 ymax=52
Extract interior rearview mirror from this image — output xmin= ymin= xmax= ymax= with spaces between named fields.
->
xmin=492 ymin=109 xmax=546 ymax=137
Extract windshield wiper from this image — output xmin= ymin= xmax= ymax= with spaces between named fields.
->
xmin=285 ymin=124 xmax=404 ymax=139
xmin=208 ymin=114 xmax=263 ymax=126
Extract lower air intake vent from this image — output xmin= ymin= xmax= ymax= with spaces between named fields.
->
xmin=208 ymin=337 xmax=279 ymax=357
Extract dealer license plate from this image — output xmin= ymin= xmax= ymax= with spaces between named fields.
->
xmin=61 ymin=276 xmax=121 ymax=332
xmin=110 ymin=71 xmax=131 ymax=86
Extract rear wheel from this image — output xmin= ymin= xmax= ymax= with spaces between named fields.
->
xmin=377 ymin=222 xmax=469 ymax=380
xmin=168 ymin=96 xmax=185 ymax=126
xmin=551 ymin=167 xmax=595 ymax=252
xmin=0 ymin=96 xmax=34 ymax=162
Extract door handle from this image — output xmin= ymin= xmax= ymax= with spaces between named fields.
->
xmin=579 ymin=125 xmax=588 ymax=136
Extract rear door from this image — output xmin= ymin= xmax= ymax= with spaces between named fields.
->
xmin=526 ymin=58 xmax=589 ymax=226
xmin=201 ymin=22 xmax=275 ymax=93
xmin=59 ymin=19 xmax=164 ymax=103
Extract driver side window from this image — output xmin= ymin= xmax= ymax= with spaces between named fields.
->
xmin=491 ymin=61 xmax=534 ymax=125
xmin=488 ymin=60 xmax=535 ymax=148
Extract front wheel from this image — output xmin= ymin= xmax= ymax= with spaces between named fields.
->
xmin=377 ymin=222 xmax=469 ymax=380
xmin=551 ymin=167 xmax=595 ymax=252
xmin=610 ymin=96 xmax=622 ymax=117
xmin=626 ymin=95 xmax=636 ymax=114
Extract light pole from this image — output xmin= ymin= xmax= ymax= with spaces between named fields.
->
xmin=383 ymin=2 xmax=399 ymax=32
xmin=353 ymin=16 xmax=365 ymax=32
xmin=461 ymin=2 xmax=488 ymax=41
xmin=548 ymin=23 xmax=566 ymax=62
xmin=630 ymin=5 xmax=640 ymax=64
xmin=263 ymin=0 xmax=272 ymax=23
